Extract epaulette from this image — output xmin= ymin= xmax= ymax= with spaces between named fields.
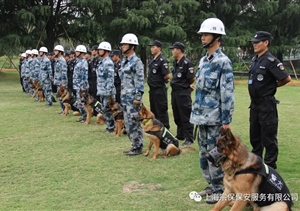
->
xmin=267 ymin=57 xmax=275 ymax=62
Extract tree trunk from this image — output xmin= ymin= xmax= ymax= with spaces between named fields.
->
xmin=44 ymin=0 xmax=55 ymax=52
xmin=140 ymin=46 xmax=148 ymax=79
xmin=277 ymin=51 xmax=283 ymax=62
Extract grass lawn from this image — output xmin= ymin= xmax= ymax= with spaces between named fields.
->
xmin=0 ymin=71 xmax=299 ymax=211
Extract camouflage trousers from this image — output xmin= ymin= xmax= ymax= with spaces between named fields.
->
xmin=197 ymin=125 xmax=224 ymax=192
xmin=42 ymin=81 xmax=52 ymax=106
xmin=22 ymin=77 xmax=29 ymax=92
xmin=75 ymin=90 xmax=86 ymax=118
xmin=123 ymin=104 xmax=143 ymax=149
xmin=99 ymin=95 xmax=115 ymax=130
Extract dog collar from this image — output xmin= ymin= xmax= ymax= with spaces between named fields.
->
xmin=144 ymin=118 xmax=152 ymax=126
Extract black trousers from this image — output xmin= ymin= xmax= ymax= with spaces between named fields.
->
xmin=115 ymin=83 xmax=121 ymax=105
xmin=149 ymin=86 xmax=170 ymax=129
xmin=171 ymin=89 xmax=194 ymax=142
xmin=249 ymin=97 xmax=278 ymax=169
xmin=89 ymin=80 xmax=97 ymax=98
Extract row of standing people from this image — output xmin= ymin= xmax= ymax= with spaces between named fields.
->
xmin=18 ymin=17 xmax=291 ymax=205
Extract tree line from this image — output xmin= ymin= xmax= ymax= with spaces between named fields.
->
xmin=0 ymin=0 xmax=300 ymax=68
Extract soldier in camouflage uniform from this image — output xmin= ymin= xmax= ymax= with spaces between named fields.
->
xmin=73 ymin=45 xmax=89 ymax=122
xmin=190 ymin=18 xmax=234 ymax=204
xmin=39 ymin=47 xmax=53 ymax=107
xmin=30 ymin=49 xmax=41 ymax=101
xmin=53 ymin=45 xmax=68 ymax=113
xmin=119 ymin=33 xmax=144 ymax=156
xmin=23 ymin=50 xmax=32 ymax=94
xmin=96 ymin=41 xmax=115 ymax=133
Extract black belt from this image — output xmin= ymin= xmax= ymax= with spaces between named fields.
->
xmin=171 ymin=85 xmax=189 ymax=92
xmin=251 ymin=96 xmax=274 ymax=104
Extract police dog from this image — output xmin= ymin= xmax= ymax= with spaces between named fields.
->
xmin=79 ymin=89 xmax=105 ymax=125
xmin=138 ymin=105 xmax=196 ymax=160
xmin=31 ymin=80 xmax=45 ymax=102
xmin=57 ymin=86 xmax=79 ymax=116
xmin=209 ymin=128 xmax=292 ymax=211
xmin=107 ymin=98 xmax=125 ymax=137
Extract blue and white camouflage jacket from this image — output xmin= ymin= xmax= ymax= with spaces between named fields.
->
xmin=96 ymin=56 xmax=115 ymax=96
xmin=40 ymin=57 xmax=53 ymax=83
xmin=54 ymin=56 xmax=68 ymax=86
xmin=119 ymin=53 xmax=144 ymax=105
xmin=30 ymin=57 xmax=40 ymax=81
xmin=73 ymin=57 xmax=89 ymax=90
xmin=190 ymin=48 xmax=234 ymax=125
xmin=24 ymin=58 xmax=32 ymax=78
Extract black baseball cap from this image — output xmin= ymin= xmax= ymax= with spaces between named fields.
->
xmin=91 ymin=45 xmax=98 ymax=51
xmin=86 ymin=50 xmax=91 ymax=55
xmin=250 ymin=31 xmax=271 ymax=42
xmin=70 ymin=50 xmax=75 ymax=55
xmin=110 ymin=50 xmax=121 ymax=56
xmin=148 ymin=40 xmax=162 ymax=48
xmin=169 ymin=42 xmax=185 ymax=51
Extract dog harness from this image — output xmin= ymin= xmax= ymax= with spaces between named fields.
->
xmin=63 ymin=94 xmax=79 ymax=111
xmin=93 ymin=101 xmax=104 ymax=115
xmin=235 ymin=157 xmax=292 ymax=210
xmin=145 ymin=119 xmax=179 ymax=150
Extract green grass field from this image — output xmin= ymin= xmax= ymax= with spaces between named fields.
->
xmin=0 ymin=71 xmax=299 ymax=211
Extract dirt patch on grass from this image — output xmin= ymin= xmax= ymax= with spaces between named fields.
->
xmin=123 ymin=181 xmax=163 ymax=194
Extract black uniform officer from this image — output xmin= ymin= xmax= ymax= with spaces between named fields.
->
xmin=248 ymin=31 xmax=291 ymax=169
xmin=148 ymin=40 xmax=170 ymax=129
xmin=169 ymin=42 xmax=196 ymax=146
xmin=110 ymin=50 xmax=122 ymax=104
xmin=91 ymin=45 xmax=101 ymax=98
xmin=67 ymin=50 xmax=77 ymax=93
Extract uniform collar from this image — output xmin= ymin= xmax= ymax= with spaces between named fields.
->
xmin=255 ymin=50 xmax=270 ymax=63
xmin=175 ymin=56 xmax=186 ymax=66
xmin=205 ymin=48 xmax=221 ymax=62
xmin=153 ymin=53 xmax=162 ymax=61
xmin=125 ymin=53 xmax=136 ymax=61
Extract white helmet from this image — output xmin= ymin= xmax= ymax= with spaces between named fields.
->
xmin=21 ymin=53 xmax=26 ymax=58
xmin=120 ymin=33 xmax=139 ymax=45
xmin=39 ymin=47 xmax=48 ymax=53
xmin=25 ymin=49 xmax=32 ymax=55
xmin=197 ymin=18 xmax=226 ymax=35
xmin=54 ymin=45 xmax=64 ymax=52
xmin=31 ymin=49 xmax=39 ymax=55
xmin=75 ymin=45 xmax=87 ymax=53
xmin=98 ymin=41 xmax=112 ymax=51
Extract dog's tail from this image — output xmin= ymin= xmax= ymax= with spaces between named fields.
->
xmin=179 ymin=146 xmax=197 ymax=154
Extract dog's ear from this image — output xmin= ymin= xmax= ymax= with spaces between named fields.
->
xmin=224 ymin=128 xmax=233 ymax=139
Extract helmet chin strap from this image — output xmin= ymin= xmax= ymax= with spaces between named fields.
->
xmin=123 ymin=45 xmax=134 ymax=55
xmin=203 ymin=34 xmax=221 ymax=49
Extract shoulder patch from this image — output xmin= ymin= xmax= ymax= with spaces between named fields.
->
xmin=188 ymin=67 xmax=194 ymax=74
xmin=160 ymin=58 xmax=163 ymax=61
xmin=184 ymin=60 xmax=188 ymax=64
xmin=267 ymin=57 xmax=275 ymax=62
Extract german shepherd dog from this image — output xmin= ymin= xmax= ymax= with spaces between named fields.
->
xmin=31 ymin=80 xmax=45 ymax=102
xmin=209 ymin=128 xmax=292 ymax=211
xmin=79 ymin=89 xmax=105 ymax=125
xmin=107 ymin=98 xmax=125 ymax=137
xmin=138 ymin=105 xmax=196 ymax=160
xmin=57 ymin=86 xmax=80 ymax=116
